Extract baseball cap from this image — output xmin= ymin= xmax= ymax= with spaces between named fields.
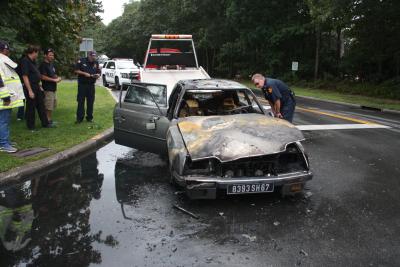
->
xmin=88 ymin=51 xmax=97 ymax=56
xmin=44 ymin=48 xmax=54 ymax=54
xmin=0 ymin=40 xmax=10 ymax=51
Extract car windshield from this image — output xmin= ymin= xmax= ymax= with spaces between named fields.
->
xmin=117 ymin=61 xmax=136 ymax=69
xmin=177 ymin=88 xmax=264 ymax=117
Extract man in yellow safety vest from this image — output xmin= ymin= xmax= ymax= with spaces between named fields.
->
xmin=0 ymin=40 xmax=25 ymax=153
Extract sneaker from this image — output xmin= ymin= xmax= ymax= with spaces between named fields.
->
xmin=75 ymin=120 xmax=83 ymax=124
xmin=0 ymin=145 xmax=18 ymax=153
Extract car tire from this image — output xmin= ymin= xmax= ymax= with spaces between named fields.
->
xmin=115 ymin=77 xmax=121 ymax=90
xmin=102 ymin=75 xmax=109 ymax=87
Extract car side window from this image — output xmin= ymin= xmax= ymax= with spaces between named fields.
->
xmin=103 ymin=62 xmax=108 ymax=68
xmin=124 ymin=84 xmax=167 ymax=107
xmin=108 ymin=62 xmax=115 ymax=69
xmin=237 ymin=91 xmax=250 ymax=105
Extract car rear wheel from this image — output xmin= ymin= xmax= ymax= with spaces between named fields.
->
xmin=102 ymin=75 xmax=109 ymax=87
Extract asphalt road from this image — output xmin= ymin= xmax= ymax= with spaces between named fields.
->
xmin=0 ymin=94 xmax=399 ymax=266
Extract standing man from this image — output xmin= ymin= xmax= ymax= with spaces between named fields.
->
xmin=74 ymin=51 xmax=100 ymax=123
xmin=0 ymin=41 xmax=25 ymax=153
xmin=252 ymin=73 xmax=296 ymax=123
xmin=20 ymin=45 xmax=52 ymax=130
xmin=39 ymin=48 xmax=61 ymax=125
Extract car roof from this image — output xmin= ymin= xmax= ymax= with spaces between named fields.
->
xmin=179 ymin=79 xmax=247 ymax=90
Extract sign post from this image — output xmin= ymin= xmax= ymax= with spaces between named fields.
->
xmin=79 ymin=38 xmax=94 ymax=57
xmin=291 ymin=61 xmax=299 ymax=81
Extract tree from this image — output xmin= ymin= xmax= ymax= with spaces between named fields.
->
xmin=0 ymin=0 xmax=103 ymax=75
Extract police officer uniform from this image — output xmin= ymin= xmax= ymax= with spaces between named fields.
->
xmin=262 ymin=78 xmax=296 ymax=123
xmin=74 ymin=53 xmax=99 ymax=122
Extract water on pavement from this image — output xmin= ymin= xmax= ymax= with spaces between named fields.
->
xmin=1 ymin=137 xmax=399 ymax=266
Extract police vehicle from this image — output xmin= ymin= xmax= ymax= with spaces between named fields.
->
xmin=101 ymin=58 xmax=140 ymax=90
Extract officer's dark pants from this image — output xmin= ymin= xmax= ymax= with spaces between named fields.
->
xmin=16 ymin=102 xmax=24 ymax=120
xmin=76 ymin=83 xmax=95 ymax=122
xmin=281 ymin=96 xmax=296 ymax=123
xmin=25 ymin=89 xmax=49 ymax=129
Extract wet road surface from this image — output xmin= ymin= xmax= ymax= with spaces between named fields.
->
xmin=1 ymin=95 xmax=400 ymax=266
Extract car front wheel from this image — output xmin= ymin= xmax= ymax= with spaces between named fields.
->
xmin=102 ymin=75 xmax=109 ymax=87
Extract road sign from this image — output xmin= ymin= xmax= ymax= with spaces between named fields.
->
xmin=292 ymin=61 xmax=299 ymax=71
xmin=79 ymin=38 xmax=93 ymax=52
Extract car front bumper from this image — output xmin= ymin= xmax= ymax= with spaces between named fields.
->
xmin=172 ymin=170 xmax=313 ymax=199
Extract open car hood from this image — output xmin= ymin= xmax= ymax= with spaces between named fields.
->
xmin=177 ymin=114 xmax=304 ymax=162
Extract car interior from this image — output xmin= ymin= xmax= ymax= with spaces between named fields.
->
xmin=178 ymin=89 xmax=263 ymax=117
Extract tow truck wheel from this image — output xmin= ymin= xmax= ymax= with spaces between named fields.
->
xmin=115 ymin=77 xmax=121 ymax=90
xmin=102 ymin=75 xmax=108 ymax=87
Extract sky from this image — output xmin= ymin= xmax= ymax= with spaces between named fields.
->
xmin=100 ymin=0 xmax=131 ymax=25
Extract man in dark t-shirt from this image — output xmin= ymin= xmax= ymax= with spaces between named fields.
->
xmin=20 ymin=45 xmax=52 ymax=130
xmin=39 ymin=48 xmax=61 ymax=124
xmin=252 ymin=73 xmax=296 ymax=122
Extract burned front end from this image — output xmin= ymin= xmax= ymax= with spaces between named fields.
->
xmin=167 ymin=114 xmax=313 ymax=199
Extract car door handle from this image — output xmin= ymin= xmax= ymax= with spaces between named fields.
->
xmin=150 ymin=116 xmax=160 ymax=123
xmin=116 ymin=116 xmax=126 ymax=123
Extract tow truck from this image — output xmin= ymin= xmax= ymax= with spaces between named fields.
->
xmin=139 ymin=34 xmax=210 ymax=99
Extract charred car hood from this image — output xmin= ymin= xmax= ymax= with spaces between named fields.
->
xmin=177 ymin=114 xmax=304 ymax=162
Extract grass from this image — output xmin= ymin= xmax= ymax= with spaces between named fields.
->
xmin=0 ymin=82 xmax=115 ymax=173
xmin=240 ymin=80 xmax=400 ymax=111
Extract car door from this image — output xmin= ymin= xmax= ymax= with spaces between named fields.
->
xmin=114 ymin=83 xmax=169 ymax=154
xmin=106 ymin=61 xmax=115 ymax=83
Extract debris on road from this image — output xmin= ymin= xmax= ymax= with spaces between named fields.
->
xmin=173 ymin=204 xmax=200 ymax=219
xmin=300 ymin=249 xmax=309 ymax=257
xmin=304 ymin=192 xmax=313 ymax=199
xmin=242 ymin=234 xmax=257 ymax=242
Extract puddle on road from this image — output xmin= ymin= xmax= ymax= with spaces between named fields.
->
xmin=2 ymin=141 xmax=395 ymax=266
xmin=0 ymin=142 xmax=316 ymax=266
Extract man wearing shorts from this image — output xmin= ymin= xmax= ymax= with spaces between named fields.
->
xmin=39 ymin=48 xmax=61 ymax=125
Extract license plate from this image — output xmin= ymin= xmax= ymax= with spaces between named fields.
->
xmin=227 ymin=183 xmax=274 ymax=195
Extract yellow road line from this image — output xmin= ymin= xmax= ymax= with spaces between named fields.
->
xmin=297 ymin=107 xmax=376 ymax=125
xmin=257 ymin=96 xmax=381 ymax=125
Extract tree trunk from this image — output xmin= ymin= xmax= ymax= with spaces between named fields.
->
xmin=205 ymin=47 xmax=209 ymax=72
xmin=336 ymin=26 xmax=342 ymax=77
xmin=314 ymin=27 xmax=321 ymax=81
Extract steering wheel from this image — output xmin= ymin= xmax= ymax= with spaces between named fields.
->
xmin=224 ymin=105 xmax=252 ymax=115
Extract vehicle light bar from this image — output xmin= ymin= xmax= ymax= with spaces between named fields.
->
xmin=151 ymin=34 xmax=192 ymax=39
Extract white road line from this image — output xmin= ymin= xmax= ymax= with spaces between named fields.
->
xmin=296 ymin=124 xmax=391 ymax=131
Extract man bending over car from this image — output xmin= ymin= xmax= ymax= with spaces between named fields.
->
xmin=252 ymin=73 xmax=296 ymax=123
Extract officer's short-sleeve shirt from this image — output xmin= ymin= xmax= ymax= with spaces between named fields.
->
xmin=39 ymin=61 xmax=57 ymax=92
xmin=75 ymin=57 xmax=100 ymax=84
xmin=20 ymin=56 xmax=41 ymax=90
xmin=262 ymin=78 xmax=292 ymax=105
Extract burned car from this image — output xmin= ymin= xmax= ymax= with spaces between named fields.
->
xmin=114 ymin=79 xmax=312 ymax=199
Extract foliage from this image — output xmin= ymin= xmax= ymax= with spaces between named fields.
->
xmin=0 ymin=0 xmax=103 ymax=76
xmin=99 ymin=0 xmax=400 ymax=98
